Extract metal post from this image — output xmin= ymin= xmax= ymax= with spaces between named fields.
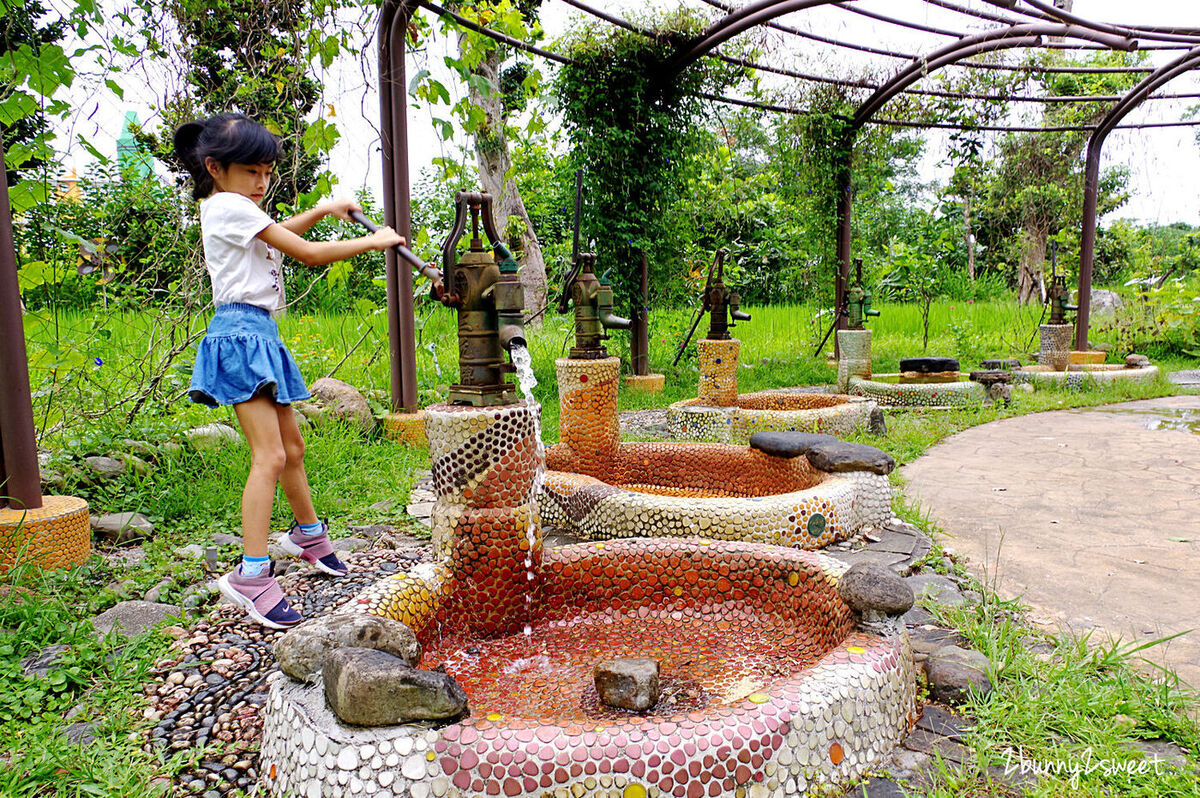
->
xmin=379 ymin=2 xmax=420 ymax=413
xmin=0 ymin=141 xmax=43 ymax=510
xmin=633 ymin=252 xmax=650 ymax=376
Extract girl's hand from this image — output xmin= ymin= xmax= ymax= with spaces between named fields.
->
xmin=370 ymin=226 xmax=405 ymax=251
xmin=326 ymin=198 xmax=362 ymax=221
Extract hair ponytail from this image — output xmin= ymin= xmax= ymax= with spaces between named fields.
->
xmin=172 ymin=113 xmax=279 ymax=200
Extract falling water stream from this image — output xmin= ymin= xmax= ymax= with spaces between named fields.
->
xmin=509 ymin=344 xmax=544 ymax=637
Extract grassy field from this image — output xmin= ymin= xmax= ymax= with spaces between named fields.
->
xmin=5 ymin=297 xmax=1199 ymax=796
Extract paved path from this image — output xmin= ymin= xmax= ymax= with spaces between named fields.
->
xmin=901 ymin=394 xmax=1200 ymax=689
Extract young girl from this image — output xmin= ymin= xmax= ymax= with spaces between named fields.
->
xmin=174 ymin=113 xmax=403 ymax=629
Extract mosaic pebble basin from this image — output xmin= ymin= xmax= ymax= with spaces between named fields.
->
xmin=845 ymin=375 xmax=985 ymax=409
xmin=1013 ymin=364 xmax=1160 ymax=387
xmin=544 ymin=357 xmax=892 ymax=548
xmin=664 ymin=392 xmax=877 ymax=444
xmin=260 ymin=539 xmax=917 ymax=797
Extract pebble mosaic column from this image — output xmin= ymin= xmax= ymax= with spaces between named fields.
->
xmin=836 ymin=330 xmax=872 ymax=393
xmin=1038 ymin=324 xmax=1074 ymax=372
xmin=697 ymin=338 xmax=740 ymax=406
xmin=556 ymin=357 xmax=620 ymax=460
xmin=425 ymin=402 xmax=542 ymax=638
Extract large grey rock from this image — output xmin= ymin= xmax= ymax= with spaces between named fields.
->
xmin=748 ymin=431 xmax=838 ymax=459
xmin=1090 ymin=289 xmax=1124 ymax=316
xmin=275 ymin=613 xmax=421 ymax=681
xmin=594 ymin=657 xmax=660 ymax=711
xmin=90 ymin=600 xmax=181 ymax=638
xmin=1125 ymin=353 xmax=1151 ymax=369
xmin=91 ymin=512 xmax=155 ymax=544
xmin=324 ymin=648 xmax=467 ymax=725
xmin=838 ymin=563 xmax=914 ymax=616
xmin=806 ymin=441 xmax=895 ymax=475
xmin=905 ymin=573 xmax=966 ymax=607
xmin=84 ymin=456 xmax=125 ymax=480
xmin=923 ymin=645 xmax=992 ymax=704
xmin=185 ymin=423 xmax=241 ymax=451
xmin=309 ymin=377 xmax=376 ymax=434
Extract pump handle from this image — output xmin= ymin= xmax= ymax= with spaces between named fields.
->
xmin=348 ymin=211 xmax=445 ymax=298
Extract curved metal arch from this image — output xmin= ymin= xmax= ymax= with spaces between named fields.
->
xmin=833 ymin=24 xmax=1139 ymax=341
xmin=1075 ymin=45 xmax=1200 ymax=349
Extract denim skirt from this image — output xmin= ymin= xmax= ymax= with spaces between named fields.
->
xmin=189 ymin=303 xmax=311 ymax=407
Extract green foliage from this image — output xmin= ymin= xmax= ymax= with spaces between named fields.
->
xmin=0 ymin=0 xmax=67 ymax=184
xmin=553 ymin=10 xmax=744 ymax=305
xmin=16 ymin=163 xmax=201 ymax=309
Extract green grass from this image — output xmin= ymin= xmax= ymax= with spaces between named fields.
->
xmin=8 ymin=297 xmax=1200 ymax=796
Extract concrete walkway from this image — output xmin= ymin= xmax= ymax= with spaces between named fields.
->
xmin=901 ymin=394 xmax=1200 ymax=689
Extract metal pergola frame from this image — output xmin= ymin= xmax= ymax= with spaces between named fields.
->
xmin=4 ymin=1 xmax=1200 ymax=510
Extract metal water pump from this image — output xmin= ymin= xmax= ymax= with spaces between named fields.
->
xmin=1046 ymin=241 xmax=1077 ymax=326
xmin=440 ymin=191 xmax=526 ymax=406
xmin=846 ymin=258 xmax=881 ymax=330
xmin=672 ymin=249 xmax=751 ymax=365
xmin=558 ymin=252 xmax=631 ymax=359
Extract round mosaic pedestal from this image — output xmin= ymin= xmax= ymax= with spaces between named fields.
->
xmin=697 ymin=339 xmax=740 ymax=407
xmin=835 ymin=330 xmax=872 ymax=394
xmin=623 ymin=373 xmax=666 ymax=394
xmin=0 ymin=495 xmax=90 ymax=574
xmin=425 ymin=402 xmax=541 ymax=638
xmin=260 ymin=540 xmax=917 ymax=798
xmin=1038 ymin=324 xmax=1073 ymax=371
xmin=382 ymin=411 xmax=428 ymax=447
xmin=665 ymin=393 xmax=877 ymax=443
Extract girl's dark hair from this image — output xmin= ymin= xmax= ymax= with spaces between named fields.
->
xmin=173 ymin=113 xmax=279 ymax=200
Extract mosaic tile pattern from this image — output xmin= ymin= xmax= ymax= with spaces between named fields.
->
xmin=425 ymin=402 xmax=542 ymax=637
xmin=261 ymin=539 xmax=917 ymax=798
xmin=697 ymin=339 xmax=740 ymax=407
xmin=0 ymin=494 xmax=90 ymax=575
xmin=835 ymin=330 xmax=872 ymax=394
xmin=665 ymin=393 xmax=878 ymax=444
xmin=381 ymin=412 xmax=429 ymax=447
xmin=623 ymin=373 xmax=666 ymax=394
xmin=846 ymin=375 xmax=986 ymax=409
xmin=545 ymin=358 xmax=892 ymax=548
xmin=1038 ymin=324 xmax=1074 ymax=371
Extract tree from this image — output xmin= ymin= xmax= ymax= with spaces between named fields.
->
xmin=411 ymin=0 xmax=550 ymax=317
xmin=145 ymin=0 xmax=350 ymax=211
xmin=0 ymin=0 xmax=66 ymax=186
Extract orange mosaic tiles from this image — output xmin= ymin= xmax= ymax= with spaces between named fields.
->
xmin=556 ymin=356 xmax=621 ymax=461
xmin=0 ymin=495 xmax=90 ymax=575
xmin=381 ymin=411 xmax=429 ymax=447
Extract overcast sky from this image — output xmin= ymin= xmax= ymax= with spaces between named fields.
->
xmin=61 ymin=0 xmax=1200 ymax=226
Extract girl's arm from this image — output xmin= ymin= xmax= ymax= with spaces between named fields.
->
xmin=257 ymin=222 xmax=403 ymax=267
xmin=277 ymin=198 xmax=360 ymax=236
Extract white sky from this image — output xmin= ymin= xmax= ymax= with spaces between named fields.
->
xmin=54 ymin=0 xmax=1200 ymax=226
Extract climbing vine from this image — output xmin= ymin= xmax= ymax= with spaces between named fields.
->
xmin=553 ymin=11 xmax=744 ymax=304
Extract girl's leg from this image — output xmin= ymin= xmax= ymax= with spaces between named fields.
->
xmin=233 ymin=396 xmax=288 ymax=558
xmin=273 ymin=403 xmax=348 ymax=576
xmin=275 ymin=404 xmax=318 ymax=526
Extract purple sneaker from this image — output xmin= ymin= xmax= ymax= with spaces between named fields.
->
xmin=276 ymin=519 xmax=348 ymax=576
xmin=216 ymin=564 xmax=302 ymax=630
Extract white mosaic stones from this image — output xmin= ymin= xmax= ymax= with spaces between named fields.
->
xmin=1013 ymin=363 xmax=1160 ymax=387
xmin=665 ymin=393 xmax=879 ymax=444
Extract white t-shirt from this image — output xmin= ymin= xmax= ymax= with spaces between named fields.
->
xmin=199 ymin=191 xmax=284 ymax=311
